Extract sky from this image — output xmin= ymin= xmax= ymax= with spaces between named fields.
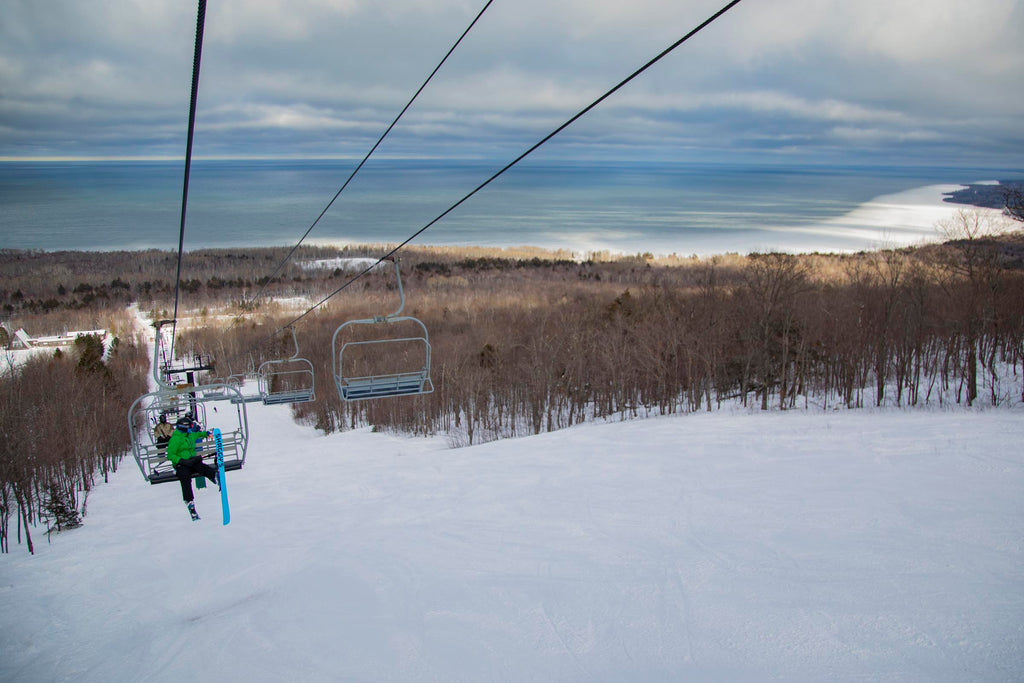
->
xmin=1 ymin=0 xmax=1023 ymax=167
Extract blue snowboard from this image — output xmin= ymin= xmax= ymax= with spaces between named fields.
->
xmin=213 ymin=428 xmax=230 ymax=526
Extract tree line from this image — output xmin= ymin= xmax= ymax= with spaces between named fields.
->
xmin=0 ymin=244 xmax=434 ymax=323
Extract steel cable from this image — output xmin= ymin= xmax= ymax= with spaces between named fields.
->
xmin=276 ymin=0 xmax=747 ymax=334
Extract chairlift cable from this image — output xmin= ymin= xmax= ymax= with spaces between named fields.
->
xmin=273 ymin=0 xmax=747 ymax=335
xmin=170 ymin=0 xmax=208 ymax=358
xmin=233 ymin=0 xmax=497 ymax=323
xmin=126 ymin=1 xmax=255 ymax=492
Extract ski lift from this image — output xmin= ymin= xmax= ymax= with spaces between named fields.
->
xmin=198 ymin=372 xmax=229 ymax=400
xmin=227 ymin=355 xmax=264 ymax=404
xmin=332 ymin=258 xmax=433 ymax=401
xmin=257 ymin=326 xmax=316 ymax=405
xmin=127 ymin=321 xmax=249 ymax=484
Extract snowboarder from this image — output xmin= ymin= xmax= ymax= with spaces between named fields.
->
xmin=166 ymin=415 xmax=218 ymax=521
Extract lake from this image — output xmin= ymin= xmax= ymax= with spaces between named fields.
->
xmin=0 ymin=159 xmax=1015 ymax=256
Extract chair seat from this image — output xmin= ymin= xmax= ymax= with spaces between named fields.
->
xmin=262 ymin=389 xmax=315 ymax=405
xmin=340 ymin=373 xmax=430 ymax=401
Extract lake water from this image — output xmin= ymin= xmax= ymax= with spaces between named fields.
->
xmin=0 ymin=159 xmax=1015 ymax=256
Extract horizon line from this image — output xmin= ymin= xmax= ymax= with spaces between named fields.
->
xmin=1 ymin=155 xmax=1018 ymax=172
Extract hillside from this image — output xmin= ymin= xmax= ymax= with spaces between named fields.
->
xmin=1 ymin=399 xmax=1021 ymax=681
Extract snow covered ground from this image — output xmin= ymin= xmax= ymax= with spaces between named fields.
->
xmin=299 ymin=257 xmax=381 ymax=272
xmin=1 ymin=401 xmax=1022 ymax=682
xmin=1 ymin=330 xmax=115 ymax=374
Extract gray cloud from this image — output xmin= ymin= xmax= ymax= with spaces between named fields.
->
xmin=1 ymin=0 xmax=1022 ymax=166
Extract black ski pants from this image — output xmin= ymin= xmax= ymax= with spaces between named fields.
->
xmin=174 ymin=455 xmax=219 ymax=503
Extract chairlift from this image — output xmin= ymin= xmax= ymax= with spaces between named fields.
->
xmin=127 ymin=321 xmax=249 ymax=485
xmin=227 ymin=355 xmax=264 ymax=404
xmin=198 ymin=372 xmax=229 ymax=400
xmin=332 ymin=258 xmax=433 ymax=401
xmin=257 ymin=326 xmax=316 ymax=405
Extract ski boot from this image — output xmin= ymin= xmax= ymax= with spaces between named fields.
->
xmin=187 ymin=500 xmax=200 ymax=522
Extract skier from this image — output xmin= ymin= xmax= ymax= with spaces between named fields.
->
xmin=166 ymin=415 xmax=218 ymax=521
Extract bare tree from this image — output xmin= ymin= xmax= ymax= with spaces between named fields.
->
xmin=1002 ymin=186 xmax=1024 ymax=223
xmin=935 ymin=209 xmax=1011 ymax=404
xmin=741 ymin=253 xmax=811 ymax=410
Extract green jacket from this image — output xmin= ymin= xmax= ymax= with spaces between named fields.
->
xmin=165 ymin=429 xmax=210 ymax=466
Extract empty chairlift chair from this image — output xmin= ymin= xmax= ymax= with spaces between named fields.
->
xmin=257 ymin=326 xmax=316 ymax=405
xmin=332 ymin=258 xmax=434 ymax=401
xmin=226 ymin=358 xmax=264 ymax=404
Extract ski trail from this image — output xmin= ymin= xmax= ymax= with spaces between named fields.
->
xmin=541 ymin=605 xmax=594 ymax=681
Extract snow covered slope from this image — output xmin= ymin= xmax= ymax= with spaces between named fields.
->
xmin=1 ymin=402 xmax=1022 ymax=681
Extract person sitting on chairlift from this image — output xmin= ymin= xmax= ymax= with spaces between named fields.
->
xmin=153 ymin=414 xmax=174 ymax=451
xmin=166 ymin=415 xmax=219 ymax=521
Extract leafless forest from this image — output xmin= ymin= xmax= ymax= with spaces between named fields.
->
xmin=0 ymin=322 xmax=149 ymax=553
xmin=2 ymin=209 xmax=1023 ymax=552
xmin=177 ymin=210 xmax=1024 ymax=444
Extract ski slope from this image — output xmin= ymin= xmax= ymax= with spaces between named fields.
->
xmin=1 ymin=402 xmax=1022 ymax=681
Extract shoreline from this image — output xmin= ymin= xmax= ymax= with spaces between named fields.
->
xmin=766 ymin=183 xmax=1002 ymax=253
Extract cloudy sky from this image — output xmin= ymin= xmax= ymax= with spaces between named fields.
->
xmin=2 ymin=0 xmax=1022 ymax=167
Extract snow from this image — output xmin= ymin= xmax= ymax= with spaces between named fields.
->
xmin=299 ymin=257 xmax=380 ymax=272
xmin=1 ymin=400 xmax=1022 ymax=681
xmin=775 ymin=184 xmax=1007 ymax=250
xmin=1 ymin=347 xmax=53 ymax=373
xmin=1 ymin=330 xmax=115 ymax=374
